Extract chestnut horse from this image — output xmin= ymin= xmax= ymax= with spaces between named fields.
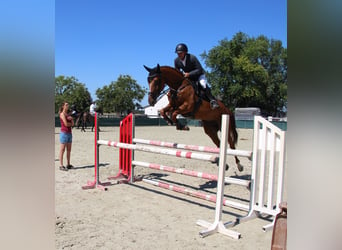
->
xmin=144 ymin=64 xmax=243 ymax=171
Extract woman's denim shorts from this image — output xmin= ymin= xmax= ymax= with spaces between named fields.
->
xmin=60 ymin=132 xmax=72 ymax=144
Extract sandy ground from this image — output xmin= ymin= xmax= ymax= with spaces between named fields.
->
xmin=55 ymin=124 xmax=287 ymax=250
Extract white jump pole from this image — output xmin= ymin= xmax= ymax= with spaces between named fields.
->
xmin=197 ymin=114 xmax=241 ymax=239
xmin=97 ymin=140 xmax=218 ymax=163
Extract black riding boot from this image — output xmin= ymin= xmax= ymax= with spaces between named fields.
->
xmin=205 ymin=87 xmax=219 ymax=109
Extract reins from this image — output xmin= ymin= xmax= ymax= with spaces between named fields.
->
xmin=148 ymin=66 xmax=192 ymax=103
xmin=155 ymin=88 xmax=170 ymax=102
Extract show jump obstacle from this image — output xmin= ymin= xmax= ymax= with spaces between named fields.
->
xmin=82 ymin=113 xmax=286 ymax=239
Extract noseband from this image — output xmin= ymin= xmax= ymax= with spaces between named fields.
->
xmin=147 ymin=73 xmax=162 ymax=101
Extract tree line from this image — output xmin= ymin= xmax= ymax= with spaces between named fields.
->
xmin=55 ymin=75 xmax=147 ymax=114
xmin=55 ymin=32 xmax=287 ymax=117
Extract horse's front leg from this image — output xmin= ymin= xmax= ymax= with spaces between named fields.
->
xmin=76 ymin=116 xmax=81 ymax=129
xmin=160 ymin=105 xmax=174 ymax=126
xmin=169 ymin=111 xmax=189 ymax=131
xmin=81 ymin=122 xmax=85 ymax=132
xmin=170 ymin=101 xmax=192 ymax=130
xmin=170 ymin=111 xmax=183 ymax=130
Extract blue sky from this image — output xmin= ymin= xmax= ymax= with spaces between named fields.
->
xmin=55 ymin=0 xmax=287 ymax=106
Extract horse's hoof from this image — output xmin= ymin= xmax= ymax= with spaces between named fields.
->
xmin=212 ymin=158 xmax=228 ymax=171
xmin=237 ymin=164 xmax=243 ymax=172
xmin=182 ymin=126 xmax=190 ymax=131
xmin=247 ymin=182 xmax=251 ymax=191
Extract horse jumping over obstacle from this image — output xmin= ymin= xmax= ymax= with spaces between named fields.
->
xmin=144 ymin=64 xmax=243 ymax=172
xmin=83 ymin=113 xmax=286 ymax=239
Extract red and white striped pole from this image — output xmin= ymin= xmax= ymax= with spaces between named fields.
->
xmin=132 ymin=160 xmax=250 ymax=187
xmin=142 ymin=178 xmax=248 ymax=211
xmin=133 ymin=138 xmax=252 ymax=159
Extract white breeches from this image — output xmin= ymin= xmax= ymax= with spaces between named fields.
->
xmin=198 ymin=74 xmax=208 ymax=89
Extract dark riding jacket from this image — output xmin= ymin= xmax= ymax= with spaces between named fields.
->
xmin=174 ymin=53 xmax=205 ymax=82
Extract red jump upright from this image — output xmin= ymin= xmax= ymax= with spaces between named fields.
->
xmin=107 ymin=113 xmax=135 ymax=183
xmin=82 ymin=112 xmax=111 ymax=191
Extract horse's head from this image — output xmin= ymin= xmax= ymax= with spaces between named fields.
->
xmin=143 ymin=64 xmax=165 ymax=106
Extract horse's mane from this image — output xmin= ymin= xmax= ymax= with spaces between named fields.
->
xmin=160 ymin=65 xmax=183 ymax=77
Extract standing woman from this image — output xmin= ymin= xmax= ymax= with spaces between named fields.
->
xmin=59 ymin=102 xmax=74 ymax=171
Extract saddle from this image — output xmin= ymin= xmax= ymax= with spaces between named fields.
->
xmin=168 ymin=80 xmax=210 ymax=118
xmin=176 ymin=80 xmax=205 ymax=118
xmin=190 ymin=80 xmax=210 ymax=102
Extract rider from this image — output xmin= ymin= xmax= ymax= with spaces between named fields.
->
xmin=174 ymin=43 xmax=219 ymax=109
xmin=89 ymin=101 xmax=97 ymax=117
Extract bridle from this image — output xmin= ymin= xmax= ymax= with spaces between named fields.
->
xmin=148 ymin=72 xmax=170 ymax=103
xmin=147 ymin=70 xmax=190 ymax=103
xmin=147 ymin=73 xmax=161 ymax=102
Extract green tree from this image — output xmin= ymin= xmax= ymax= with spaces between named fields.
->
xmin=55 ymin=76 xmax=92 ymax=113
xmin=202 ymin=32 xmax=287 ymax=116
xmin=96 ymin=75 xmax=146 ymax=114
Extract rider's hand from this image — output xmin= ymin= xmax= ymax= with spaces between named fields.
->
xmin=184 ymin=72 xmax=190 ymax=78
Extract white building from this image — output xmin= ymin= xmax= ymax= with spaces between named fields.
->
xmin=234 ymin=107 xmax=261 ymax=120
xmin=144 ymin=94 xmax=169 ymax=118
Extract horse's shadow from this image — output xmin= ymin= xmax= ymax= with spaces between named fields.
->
xmin=231 ymin=174 xmax=251 ymax=180
xmin=199 ymin=180 xmax=218 ymax=189
xmin=147 ymin=173 xmax=169 ymax=178
xmin=131 ymin=177 xmax=244 ymax=218
xmin=67 ymin=163 xmax=110 ymax=170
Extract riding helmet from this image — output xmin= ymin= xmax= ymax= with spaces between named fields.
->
xmin=175 ymin=43 xmax=188 ymax=53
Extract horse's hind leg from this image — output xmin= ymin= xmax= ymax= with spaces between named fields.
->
xmin=236 ymin=156 xmax=243 ymax=171
xmin=203 ymin=121 xmax=220 ymax=147
xmin=202 ymin=121 xmax=229 ymax=170
xmin=81 ymin=118 xmax=86 ymax=132
xmin=91 ymin=118 xmax=98 ymax=132
xmin=228 ymin=127 xmax=243 ymax=172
